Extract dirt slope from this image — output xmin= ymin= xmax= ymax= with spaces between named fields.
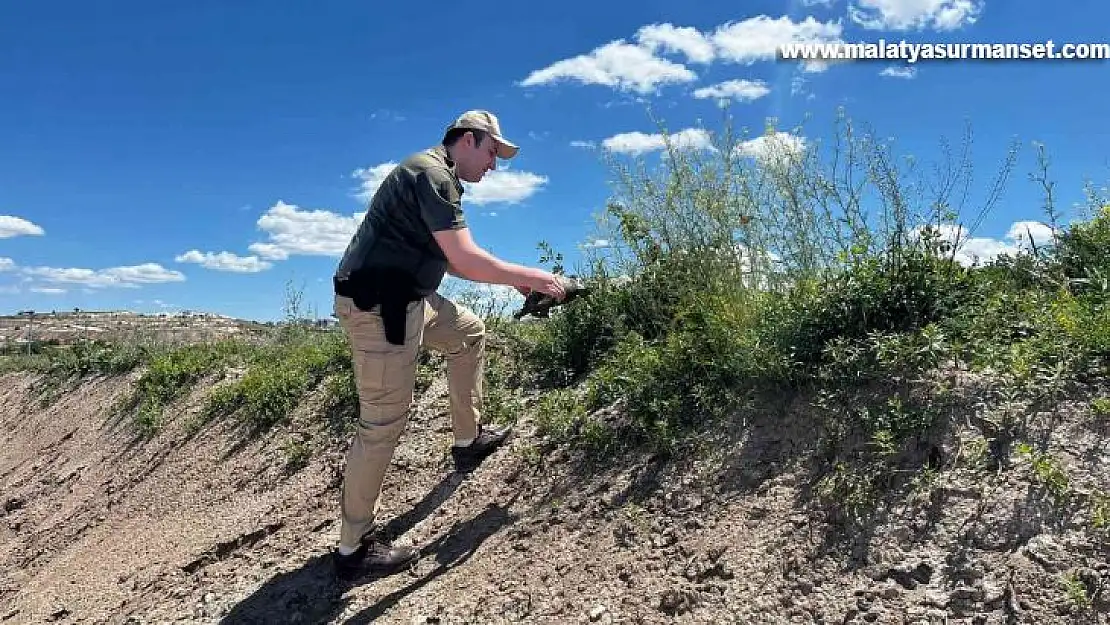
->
xmin=1 ymin=369 xmax=1108 ymax=624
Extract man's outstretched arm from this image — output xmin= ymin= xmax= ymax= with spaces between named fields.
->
xmin=434 ymin=228 xmax=564 ymax=299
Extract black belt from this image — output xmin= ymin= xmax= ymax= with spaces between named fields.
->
xmin=334 ymin=269 xmax=422 ymax=346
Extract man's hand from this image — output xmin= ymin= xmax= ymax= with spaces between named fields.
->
xmin=525 ymin=271 xmax=567 ymax=302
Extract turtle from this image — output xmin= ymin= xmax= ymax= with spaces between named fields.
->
xmin=513 ymin=275 xmax=590 ymax=320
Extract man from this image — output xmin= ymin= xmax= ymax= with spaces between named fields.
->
xmin=329 ymin=110 xmax=567 ymax=582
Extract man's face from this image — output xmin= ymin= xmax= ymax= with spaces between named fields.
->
xmin=454 ymin=131 xmax=499 ymax=183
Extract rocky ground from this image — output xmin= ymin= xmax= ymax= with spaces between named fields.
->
xmin=1 ymin=364 xmax=1108 ymax=624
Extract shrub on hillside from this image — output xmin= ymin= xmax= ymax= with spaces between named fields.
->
xmin=1057 ymin=203 xmax=1110 ymax=295
xmin=514 ymin=108 xmax=1110 ymax=457
xmin=201 ymin=329 xmax=351 ymax=429
xmin=46 ymin=340 xmax=145 ymax=377
xmin=780 ymin=240 xmax=972 ymax=376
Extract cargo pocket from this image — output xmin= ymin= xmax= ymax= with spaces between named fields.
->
xmin=351 ymin=345 xmax=390 ymax=392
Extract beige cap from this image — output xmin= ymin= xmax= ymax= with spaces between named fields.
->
xmin=445 ymin=110 xmax=520 ymax=159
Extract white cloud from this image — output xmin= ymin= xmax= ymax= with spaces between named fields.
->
xmin=710 ymin=15 xmax=844 ymax=64
xmin=849 ymin=0 xmax=983 ymax=31
xmin=253 ymin=200 xmax=363 ymax=259
xmin=570 ymin=140 xmax=597 ymax=149
xmin=520 ymin=40 xmax=697 ymax=94
xmin=352 ymin=162 xmax=397 ymax=203
xmin=0 ymin=215 xmax=45 ymax=239
xmin=369 ymin=109 xmax=406 ymax=122
xmin=601 ymin=128 xmax=714 ymax=156
xmin=175 ymin=250 xmax=273 ymax=273
xmin=30 ymin=287 xmax=65 ymax=295
xmin=635 ymin=24 xmax=716 ymax=64
xmin=801 ymin=59 xmax=838 ymax=73
xmin=520 ymin=16 xmax=843 ymax=95
xmin=791 ymin=75 xmax=810 ymax=97
xmin=880 ymin=66 xmax=918 ymax=79
xmin=1006 ymin=220 xmax=1056 ymax=248
xmin=247 ymin=243 xmax=290 ymax=261
xmin=21 ymin=263 xmax=185 ymax=289
xmin=0 ymin=257 xmax=13 ymax=272
xmin=915 ymin=220 xmax=1057 ymax=266
xmin=463 ymin=170 xmax=549 ymax=205
xmin=581 ymin=238 xmax=612 ymax=249
xmin=353 ymin=161 xmax=547 ymax=207
xmin=693 ymin=79 xmax=771 ymax=102
xmin=735 ymin=132 xmax=808 ymax=165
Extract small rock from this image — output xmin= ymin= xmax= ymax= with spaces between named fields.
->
xmin=588 ymin=605 xmax=608 ymax=622
xmin=203 ymin=593 xmax=215 ymax=604
xmin=652 ymin=533 xmax=675 ymax=549
xmin=1023 ymin=535 xmax=1066 ymax=572
xmin=887 ymin=561 xmax=934 ymax=589
xmin=982 ymin=580 xmax=1006 ymax=608
xmin=659 ymin=590 xmax=683 ymax=613
xmin=923 ymin=590 xmax=948 ymax=608
xmin=658 ymin=588 xmax=696 ymax=616
xmin=950 ymin=584 xmax=982 ymax=605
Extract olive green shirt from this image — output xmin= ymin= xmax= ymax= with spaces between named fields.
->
xmin=335 ymin=145 xmax=467 ymax=296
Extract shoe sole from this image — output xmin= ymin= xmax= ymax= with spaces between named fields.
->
xmin=452 ymin=429 xmax=515 ymax=469
xmin=335 ymin=553 xmax=419 ymax=583
xmin=452 ymin=441 xmax=512 ymax=473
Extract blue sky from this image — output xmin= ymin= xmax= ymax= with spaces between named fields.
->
xmin=2 ymin=1 xmax=1108 ymax=320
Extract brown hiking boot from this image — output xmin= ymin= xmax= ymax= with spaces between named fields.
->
xmin=451 ymin=424 xmax=513 ymax=473
xmin=333 ymin=539 xmax=418 ymax=583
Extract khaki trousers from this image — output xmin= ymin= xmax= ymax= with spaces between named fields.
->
xmin=333 ymin=291 xmax=486 ymax=549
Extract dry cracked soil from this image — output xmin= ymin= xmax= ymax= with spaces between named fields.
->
xmin=1 ymin=364 xmax=1108 ymax=624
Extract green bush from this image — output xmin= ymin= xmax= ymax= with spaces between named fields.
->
xmin=46 ymin=340 xmax=146 ymax=377
xmin=202 ymin=330 xmax=352 ymax=429
xmin=780 ymin=244 xmax=970 ymax=376
xmin=128 ymin=342 xmax=243 ymax=434
xmin=1058 ymin=203 xmax=1110 ymax=294
xmin=513 ymin=107 xmax=1104 ymax=464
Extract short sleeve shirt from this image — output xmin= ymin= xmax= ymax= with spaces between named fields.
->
xmin=334 ymin=145 xmax=467 ymax=294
